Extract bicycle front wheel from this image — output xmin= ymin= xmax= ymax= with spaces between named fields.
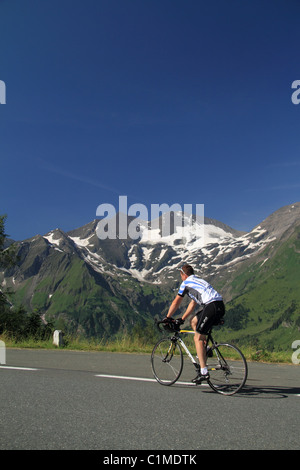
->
xmin=207 ymin=343 xmax=248 ymax=395
xmin=151 ymin=338 xmax=183 ymax=386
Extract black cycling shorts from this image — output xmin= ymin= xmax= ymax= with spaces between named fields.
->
xmin=196 ymin=300 xmax=225 ymax=335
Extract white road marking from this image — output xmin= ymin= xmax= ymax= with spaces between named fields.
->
xmin=95 ymin=373 xmax=209 ymax=386
xmin=0 ymin=365 xmax=39 ymax=371
xmin=95 ymin=374 xmax=156 ymax=382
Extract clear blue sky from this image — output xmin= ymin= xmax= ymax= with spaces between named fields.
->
xmin=1 ymin=0 xmax=300 ymax=240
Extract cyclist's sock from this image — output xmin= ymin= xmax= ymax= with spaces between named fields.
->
xmin=201 ymin=367 xmax=208 ymax=375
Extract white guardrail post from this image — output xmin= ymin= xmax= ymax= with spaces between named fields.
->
xmin=0 ymin=340 xmax=6 ymax=364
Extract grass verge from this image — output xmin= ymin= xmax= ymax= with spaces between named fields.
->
xmin=0 ymin=332 xmax=296 ymax=364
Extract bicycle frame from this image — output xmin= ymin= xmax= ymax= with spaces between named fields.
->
xmin=169 ymin=327 xmax=218 ymax=369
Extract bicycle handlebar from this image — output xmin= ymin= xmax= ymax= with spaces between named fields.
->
xmin=155 ymin=318 xmax=181 ymax=333
xmin=155 ymin=319 xmax=166 ymax=333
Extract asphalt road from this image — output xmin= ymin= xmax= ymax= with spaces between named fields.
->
xmin=0 ymin=348 xmax=299 ymax=451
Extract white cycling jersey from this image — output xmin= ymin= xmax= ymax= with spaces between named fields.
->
xmin=178 ymin=275 xmax=223 ymax=306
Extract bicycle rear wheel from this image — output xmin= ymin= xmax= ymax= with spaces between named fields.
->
xmin=151 ymin=337 xmax=183 ymax=386
xmin=207 ymin=343 xmax=248 ymax=395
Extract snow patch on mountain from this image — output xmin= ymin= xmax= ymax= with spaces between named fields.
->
xmin=52 ymin=221 xmax=264 ymax=283
xmin=43 ymin=232 xmax=62 ymax=246
xmin=69 ymin=234 xmax=94 ymax=247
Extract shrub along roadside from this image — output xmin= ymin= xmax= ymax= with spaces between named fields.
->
xmin=0 ymin=307 xmax=54 ymax=342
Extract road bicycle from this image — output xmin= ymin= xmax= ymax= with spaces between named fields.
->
xmin=151 ymin=318 xmax=248 ymax=396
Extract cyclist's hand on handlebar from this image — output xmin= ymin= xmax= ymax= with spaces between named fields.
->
xmin=162 ymin=317 xmax=184 ymax=325
xmin=162 ymin=317 xmax=172 ymax=323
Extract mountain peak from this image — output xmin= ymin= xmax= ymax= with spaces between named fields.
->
xmin=253 ymin=202 xmax=300 ymax=238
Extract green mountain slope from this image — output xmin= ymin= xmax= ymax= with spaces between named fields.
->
xmin=220 ymin=222 xmax=300 ymax=350
xmin=4 ymin=234 xmax=170 ymax=338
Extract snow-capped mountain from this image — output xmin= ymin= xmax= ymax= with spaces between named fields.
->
xmin=1 ymin=202 xmax=300 ymax=339
xmin=53 ymin=202 xmax=299 ymax=285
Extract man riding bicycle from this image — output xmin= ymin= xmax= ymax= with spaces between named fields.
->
xmin=164 ymin=263 xmax=225 ymax=384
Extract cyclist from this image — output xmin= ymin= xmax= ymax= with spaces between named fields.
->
xmin=164 ymin=263 xmax=225 ymax=384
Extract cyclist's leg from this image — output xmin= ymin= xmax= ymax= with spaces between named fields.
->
xmin=191 ymin=316 xmax=205 ymax=366
xmin=191 ymin=315 xmax=207 ymax=378
xmin=192 ymin=302 xmax=226 ymax=383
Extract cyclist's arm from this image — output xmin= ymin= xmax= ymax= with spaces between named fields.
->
xmin=182 ymin=299 xmax=197 ymax=321
xmin=166 ymin=295 xmax=183 ymax=318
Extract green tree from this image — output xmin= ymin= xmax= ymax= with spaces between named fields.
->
xmin=0 ymin=215 xmax=54 ymax=341
xmin=0 ymin=215 xmax=17 ymax=311
xmin=0 ymin=215 xmax=16 ymax=268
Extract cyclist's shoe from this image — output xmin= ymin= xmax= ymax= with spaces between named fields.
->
xmin=191 ymin=371 xmax=210 ymax=384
